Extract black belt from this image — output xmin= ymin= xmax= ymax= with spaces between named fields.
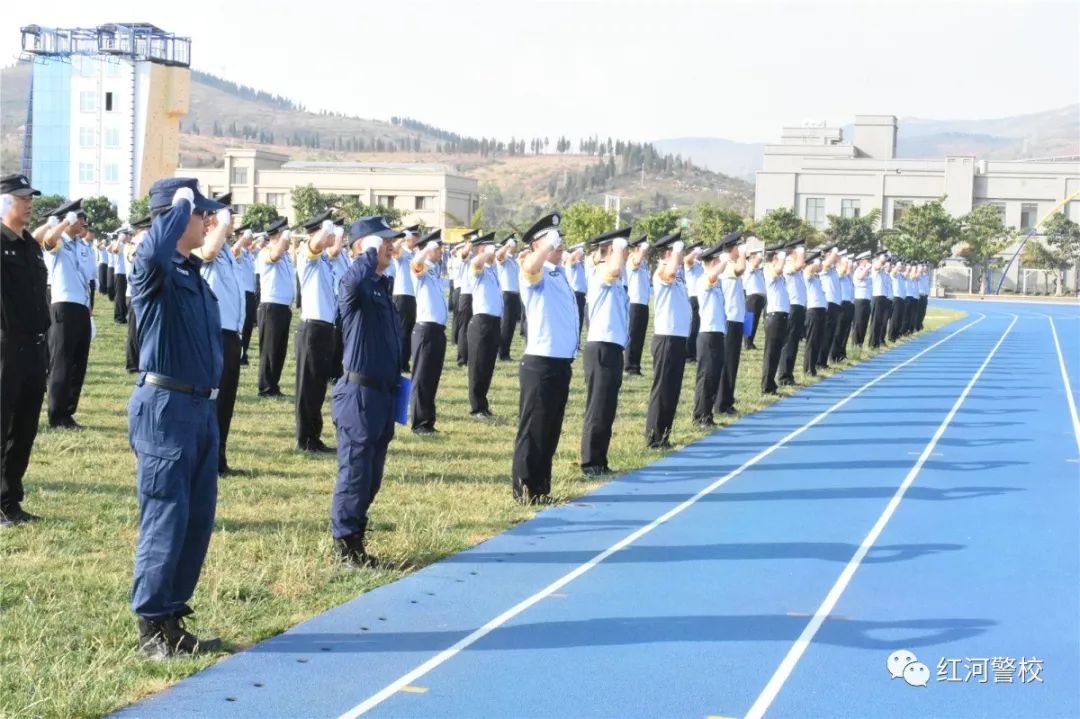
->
xmin=302 ymin=319 xmax=335 ymax=328
xmin=1 ymin=330 xmax=47 ymax=344
xmin=140 ymin=372 xmax=219 ymax=400
xmin=417 ymin=321 xmax=445 ymax=329
xmin=345 ymin=372 xmax=398 ymax=394
xmin=767 ymin=311 xmax=790 ymax=317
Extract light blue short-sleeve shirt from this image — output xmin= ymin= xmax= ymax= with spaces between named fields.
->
xmin=521 ymin=262 xmax=578 ymax=359
xmin=586 ymin=265 xmax=629 ymax=346
xmin=651 ymin=267 xmax=691 ymax=337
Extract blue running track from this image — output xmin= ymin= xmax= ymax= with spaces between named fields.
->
xmin=114 ymin=299 xmax=1080 ymax=719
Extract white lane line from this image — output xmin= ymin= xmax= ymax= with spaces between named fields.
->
xmin=1048 ymin=316 xmax=1080 ymax=455
xmin=744 ymin=313 xmax=1017 ymax=719
xmin=335 ymin=315 xmax=987 ymax=719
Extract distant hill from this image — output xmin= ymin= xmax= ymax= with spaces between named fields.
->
xmin=0 ymin=62 xmax=752 ymax=221
xmin=656 ymin=104 xmax=1080 ymax=179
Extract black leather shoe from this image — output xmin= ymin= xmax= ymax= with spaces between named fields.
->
xmin=138 ymin=616 xmax=222 ymax=660
xmin=412 ymin=427 xmax=438 ymax=436
xmin=335 ymin=532 xmax=378 ymax=568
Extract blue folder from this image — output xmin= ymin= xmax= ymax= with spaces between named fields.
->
xmin=743 ymin=312 xmax=754 ymax=336
xmin=395 ymin=376 xmax=411 ymax=425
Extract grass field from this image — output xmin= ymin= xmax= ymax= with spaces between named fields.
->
xmin=0 ymin=297 xmax=963 ymax=719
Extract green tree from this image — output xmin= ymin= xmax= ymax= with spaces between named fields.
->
xmin=823 ymin=208 xmax=882 ymax=255
xmin=290 ymin=184 xmax=330 ymax=224
xmin=1020 ymin=241 xmax=1069 ymax=295
xmin=242 ymin=203 xmax=279 ymax=232
xmin=691 ymin=202 xmax=744 ymax=245
xmin=1043 ymin=211 xmax=1080 ymax=266
xmin=469 ymin=207 xmax=484 ymax=229
xmin=752 ymin=207 xmax=820 ymax=246
xmin=633 ymin=208 xmax=682 ymax=241
xmin=128 ymin=195 xmax=150 ymax=223
xmin=82 ymin=196 xmax=122 ymax=233
xmin=958 ymin=203 xmax=1016 ymax=293
xmin=31 ymin=194 xmax=67 ymax=228
xmin=886 ymin=199 xmax=959 ymax=266
xmin=560 ymin=201 xmax=615 ymax=246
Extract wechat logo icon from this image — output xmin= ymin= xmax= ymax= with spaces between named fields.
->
xmin=888 ymin=649 xmax=930 ymax=687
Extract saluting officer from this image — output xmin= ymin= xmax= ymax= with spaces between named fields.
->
xmin=645 ymin=231 xmax=690 ymax=448
xmin=817 ymin=246 xmax=842 ymax=369
xmin=257 ymin=217 xmax=295 ymax=397
xmin=409 ymin=230 xmax=448 ymax=435
xmin=777 ymin=241 xmax=807 ymax=386
xmin=565 ymin=244 xmax=588 ymax=341
xmin=684 ymin=244 xmax=704 ymax=362
xmin=869 ymin=251 xmax=890 ymax=349
xmin=916 ymin=262 xmax=931 ymax=330
xmin=454 ymin=234 xmax=478 ymax=367
xmin=128 ymin=178 xmax=226 ymax=659
xmin=295 ymin=212 xmax=342 ymax=454
xmin=496 ymin=234 xmax=521 ymax=362
xmin=331 ymin=216 xmax=403 ymax=567
xmin=904 ymin=264 xmax=920 ymax=336
xmin=889 ymin=260 xmax=906 ymax=342
xmin=742 ymin=248 xmax=766 ymax=351
xmin=831 ymin=253 xmax=855 ymax=361
xmin=465 ymin=232 xmax=507 ymax=419
xmin=1 ymin=174 xmax=50 ymax=527
xmin=512 ymin=212 xmax=578 ymax=503
xmin=96 ymin=235 xmax=109 ymax=297
xmin=851 ymin=251 xmax=873 ymax=348
xmin=691 ymin=243 xmax=728 ymax=426
xmin=41 ymin=199 xmax=94 ymax=430
xmin=717 ymin=232 xmax=748 ymax=415
xmin=760 ymin=245 xmax=791 ymax=394
xmin=112 ymin=229 xmax=131 ymax=324
xmin=392 ymin=225 xmax=420 ymax=372
xmin=234 ymin=225 xmax=259 ymax=366
xmin=623 ymin=235 xmax=650 ymax=376
xmin=580 ymin=226 xmax=630 ymax=475
xmin=803 ymin=251 xmax=827 ymax=376
xmin=194 ymin=197 xmax=243 ymax=475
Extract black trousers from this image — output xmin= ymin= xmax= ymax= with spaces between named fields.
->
xmin=692 ymin=331 xmax=726 ymax=424
xmin=778 ymin=304 xmax=805 ymax=384
xmin=97 ymin=263 xmax=108 ymax=294
xmin=818 ymin=302 xmax=840 ymax=367
xmin=803 ymin=307 xmax=826 ymax=376
xmin=917 ymin=295 xmax=928 ymax=330
xmin=512 ymin=355 xmax=572 ymax=499
xmin=645 ymin=334 xmax=688 ymax=447
xmin=687 ymin=296 xmax=701 ymax=361
xmin=466 ymin=314 xmax=500 ymax=414
xmin=456 ymin=293 xmax=473 ymax=366
xmin=393 ymin=295 xmax=417 ymax=372
xmin=761 ymin=312 xmax=789 ymax=393
xmin=745 ymin=293 xmax=766 ymax=349
xmin=853 ymin=299 xmax=872 ymax=348
xmin=295 ymin=320 xmax=336 ymax=447
xmin=46 ymin=302 xmax=91 ymax=427
xmin=718 ymin=321 xmax=744 ymax=412
xmin=831 ymin=301 xmax=854 ymax=361
xmin=240 ymin=291 xmax=257 ymax=363
xmin=1 ymin=334 xmax=47 ymax=512
xmin=332 ymin=315 xmax=344 ymax=381
xmin=574 ymin=292 xmax=586 ymax=342
xmin=625 ymin=303 xmax=649 ymax=373
xmin=410 ymin=322 xmax=446 ymax=431
xmin=258 ymin=302 xmax=292 ymax=396
xmin=106 ymin=267 xmax=116 ymax=301
xmin=870 ymin=296 xmax=890 ymax=348
xmin=499 ymin=292 xmax=521 ymax=360
xmin=217 ymin=330 xmax=242 ymax=470
xmin=904 ymin=297 xmax=918 ymax=335
xmin=126 ymin=304 xmax=140 ymax=372
xmin=581 ymin=341 xmax=624 ymax=470
xmin=450 ymin=288 xmax=461 ymax=344
xmin=113 ymin=274 xmax=128 ymax=324
xmin=889 ymin=297 xmax=905 ymax=341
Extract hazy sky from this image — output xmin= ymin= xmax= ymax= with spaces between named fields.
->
xmin=3 ymin=0 xmax=1077 ymax=143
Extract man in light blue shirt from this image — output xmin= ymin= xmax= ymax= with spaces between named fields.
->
xmin=512 ymin=212 xmax=578 ymax=503
xmin=831 ymin=254 xmax=856 ymax=362
xmin=743 ymin=249 xmax=766 ymax=351
xmin=257 ymin=217 xmax=295 ymax=397
xmin=392 ymin=225 xmax=420 ymax=372
xmin=496 ymin=234 xmax=521 ymax=361
xmin=692 ymin=243 xmax=728 ymax=426
xmin=851 ymin=251 xmax=873 ymax=348
xmin=465 ymin=233 xmax=507 ymax=419
xmin=889 ymin=261 xmax=907 ymax=342
xmin=409 ymin=230 xmax=449 ymax=435
xmin=624 ymin=235 xmax=650 ymax=375
xmin=717 ymin=231 xmax=748 ymax=415
xmin=565 ymin=245 xmax=588 ymax=342
xmin=294 ymin=213 xmax=343 ymax=453
xmin=777 ymin=241 xmax=807 ymax=385
xmin=803 ymin=252 xmax=827 ymax=376
xmin=645 ymin=231 xmax=690 ymax=448
xmin=817 ymin=246 xmax=842 ymax=368
xmin=916 ymin=262 xmax=931 ymax=331
xmin=760 ymin=245 xmax=791 ymax=394
xmin=684 ymin=245 xmax=704 ymax=362
xmin=112 ymin=230 xmax=131 ymax=324
xmin=870 ymin=252 xmax=891 ymax=349
xmin=581 ymin=227 xmax=630 ymax=475
xmin=233 ymin=227 xmax=258 ymax=365
xmin=454 ymin=235 xmax=478 ymax=367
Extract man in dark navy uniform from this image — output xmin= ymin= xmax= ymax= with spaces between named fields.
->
xmin=330 ymin=216 xmax=403 ymax=567
xmin=128 ymin=178 xmax=225 ymax=659
xmin=1 ymin=174 xmax=50 ymax=527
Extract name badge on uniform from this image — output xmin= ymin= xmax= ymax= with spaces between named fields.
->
xmin=176 ymin=267 xmax=190 ymax=277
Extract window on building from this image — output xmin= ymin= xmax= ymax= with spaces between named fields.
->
xmin=231 ymin=167 xmax=248 ymax=185
xmin=415 ymin=196 xmax=434 ymax=211
xmin=106 ymin=61 xmax=122 ymax=77
xmin=233 ymin=204 xmax=247 ymax=216
xmin=841 ymin=199 xmax=861 ymax=219
xmin=104 ymin=127 xmax=121 ymax=147
xmin=1020 ymin=203 xmax=1038 ymax=231
xmin=79 ymin=91 xmax=97 ymax=113
xmin=78 ymin=57 xmax=96 ymax=77
xmin=79 ymin=163 xmax=96 ymax=183
xmin=804 ymin=197 xmax=826 ymax=229
xmin=105 ymin=92 xmax=114 ymax=112
xmin=988 ymin=201 xmax=1007 ymax=224
xmin=892 ymin=199 xmax=913 ymax=227
xmin=376 ymin=195 xmax=396 ymax=209
xmin=104 ymin=164 xmax=119 ymax=183
xmin=266 ymin=193 xmax=285 ymax=208
xmin=79 ymin=127 xmax=96 ymax=148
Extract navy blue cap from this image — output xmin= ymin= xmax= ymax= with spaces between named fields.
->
xmin=652 ymin=230 xmax=682 ymax=252
xmin=700 ymin=243 xmax=727 ymax=261
xmin=718 ymin=230 xmax=745 ymax=250
xmin=148 ymin=178 xmax=226 ymax=212
xmin=348 ymin=215 xmax=404 ymax=244
xmin=422 ymin=228 xmax=442 ymax=244
xmin=628 ymin=234 xmax=648 ymax=248
xmin=50 ymin=198 xmax=82 ymax=217
xmin=461 ymin=228 xmax=482 ymax=241
xmin=1 ymin=173 xmax=40 ymax=196
xmin=522 ymin=212 xmax=561 ymax=244
xmin=472 ymin=232 xmax=497 ymax=246
xmin=588 ymin=226 xmax=631 ymax=250
xmin=266 ymin=216 xmax=289 ymax=235
xmin=300 ymin=209 xmax=334 ymax=232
